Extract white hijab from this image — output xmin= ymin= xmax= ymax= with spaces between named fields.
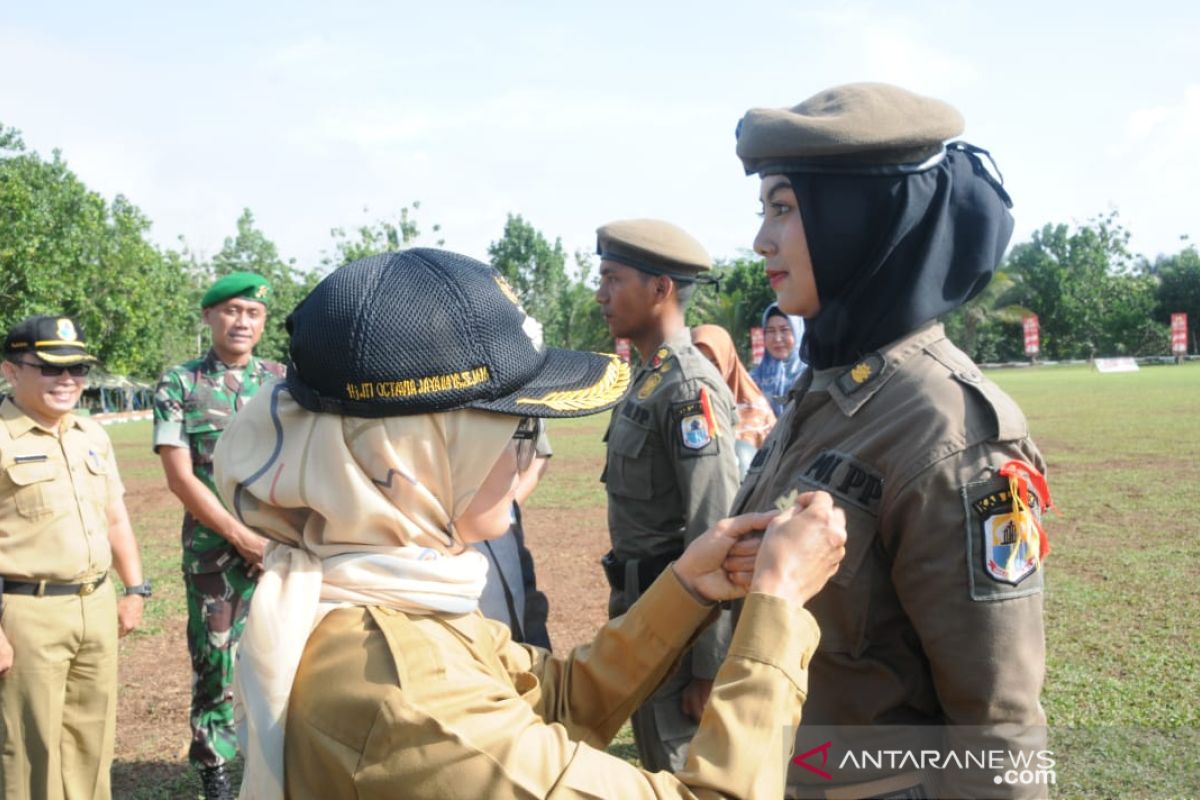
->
xmin=213 ymin=385 xmax=518 ymax=800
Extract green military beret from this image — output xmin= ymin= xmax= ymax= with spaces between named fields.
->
xmin=201 ymin=272 xmax=272 ymax=309
xmin=735 ymin=82 xmax=965 ymax=176
xmin=596 ymin=219 xmax=713 ymax=284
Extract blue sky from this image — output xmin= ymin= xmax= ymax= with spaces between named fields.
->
xmin=2 ymin=1 xmax=1197 ymax=273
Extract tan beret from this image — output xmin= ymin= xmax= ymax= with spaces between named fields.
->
xmin=596 ymin=219 xmax=713 ymax=282
xmin=736 ymin=82 xmax=964 ymax=176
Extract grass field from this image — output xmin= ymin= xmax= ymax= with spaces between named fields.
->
xmin=988 ymin=364 xmax=1200 ymax=798
xmin=102 ymin=362 xmax=1199 ymax=798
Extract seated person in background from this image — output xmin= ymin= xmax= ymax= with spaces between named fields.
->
xmin=691 ymin=324 xmax=777 ymax=477
xmin=750 ymin=302 xmax=807 ymax=416
xmin=474 ymin=419 xmax=553 ymax=648
xmin=214 ymin=248 xmax=847 ymax=800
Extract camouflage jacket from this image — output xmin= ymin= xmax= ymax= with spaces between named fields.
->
xmin=153 ymin=349 xmax=285 ymax=573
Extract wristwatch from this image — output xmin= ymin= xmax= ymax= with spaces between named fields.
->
xmin=124 ymin=580 xmax=153 ymax=598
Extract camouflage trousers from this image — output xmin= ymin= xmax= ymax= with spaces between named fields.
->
xmin=183 ymin=560 xmax=257 ymax=768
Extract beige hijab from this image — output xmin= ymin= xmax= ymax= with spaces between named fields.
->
xmin=691 ymin=324 xmax=777 ymax=448
xmin=213 ymin=385 xmax=518 ymax=800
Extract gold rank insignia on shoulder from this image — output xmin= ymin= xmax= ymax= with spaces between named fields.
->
xmin=637 ymin=372 xmax=663 ymax=399
xmin=835 ymin=353 xmax=886 ymax=395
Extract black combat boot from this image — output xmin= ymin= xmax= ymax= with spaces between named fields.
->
xmin=199 ymin=765 xmax=235 ymax=800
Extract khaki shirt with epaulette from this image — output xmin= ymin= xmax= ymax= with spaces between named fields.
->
xmin=732 ymin=323 xmax=1048 ymax=799
xmin=0 ymin=397 xmax=123 ymax=582
xmin=602 ymin=327 xmax=740 ymax=679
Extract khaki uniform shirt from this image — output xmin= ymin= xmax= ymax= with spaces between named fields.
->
xmin=0 ymin=398 xmax=123 ymax=582
xmin=602 ymin=328 xmax=740 ymax=679
xmin=732 ymin=324 xmax=1048 ymax=799
xmin=285 ymin=569 xmax=821 ymax=799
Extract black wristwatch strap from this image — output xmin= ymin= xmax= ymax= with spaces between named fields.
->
xmin=124 ymin=579 xmax=152 ymax=598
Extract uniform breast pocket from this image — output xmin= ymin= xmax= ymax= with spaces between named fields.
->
xmin=83 ymin=451 xmax=112 ymax=510
xmin=4 ymin=460 xmax=60 ymax=521
xmin=606 ymin=422 xmax=655 ymax=501
xmin=803 ymin=496 xmax=879 ymax=658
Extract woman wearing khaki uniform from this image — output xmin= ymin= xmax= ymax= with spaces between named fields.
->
xmin=213 ymin=249 xmax=848 ymax=799
xmin=733 ymin=84 xmax=1053 ymax=799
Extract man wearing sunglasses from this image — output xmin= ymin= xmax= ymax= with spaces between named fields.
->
xmin=0 ymin=314 xmax=148 ymax=799
xmin=152 ymin=272 xmax=285 ymax=800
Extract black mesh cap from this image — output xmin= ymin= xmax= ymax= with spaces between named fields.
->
xmin=285 ymin=249 xmax=630 ymax=418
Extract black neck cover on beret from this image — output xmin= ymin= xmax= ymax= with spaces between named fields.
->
xmin=787 ymin=144 xmax=1014 ymax=370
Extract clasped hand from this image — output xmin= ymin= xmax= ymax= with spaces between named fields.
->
xmin=672 ymin=491 xmax=848 ymax=606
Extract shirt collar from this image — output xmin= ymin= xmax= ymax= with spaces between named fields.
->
xmin=203 ymin=348 xmax=258 ymax=374
xmin=1 ymin=396 xmax=82 ymax=438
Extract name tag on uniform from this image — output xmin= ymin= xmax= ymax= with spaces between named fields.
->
xmin=13 ymin=454 xmax=49 ymax=464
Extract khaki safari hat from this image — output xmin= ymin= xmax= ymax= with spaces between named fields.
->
xmin=596 ymin=219 xmax=716 ymax=285
xmin=285 ymin=248 xmax=630 ymax=418
xmin=3 ymin=315 xmax=100 ymax=366
xmin=735 ymin=82 xmax=965 ymax=176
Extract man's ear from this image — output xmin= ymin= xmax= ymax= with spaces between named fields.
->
xmin=653 ymin=275 xmax=673 ymax=300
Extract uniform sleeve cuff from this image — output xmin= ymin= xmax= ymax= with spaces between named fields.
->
xmin=635 ymin=567 xmax=720 ymax=651
xmin=152 ymin=421 xmax=187 ymax=451
xmin=728 ymin=594 xmax=821 ymax=693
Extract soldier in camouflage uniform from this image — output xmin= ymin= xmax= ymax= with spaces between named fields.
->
xmin=153 ymin=272 xmax=284 ymax=800
xmin=593 ymin=220 xmax=742 ymax=773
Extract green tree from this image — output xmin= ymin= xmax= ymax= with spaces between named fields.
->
xmin=210 ymin=209 xmax=321 ymax=363
xmin=0 ymin=123 xmax=197 ymax=377
xmin=559 ymin=250 xmax=614 ymax=351
xmin=488 ymin=214 xmax=569 ymax=346
xmin=320 ymin=202 xmax=444 ymax=269
xmin=942 ymin=271 xmax=1030 ymax=362
xmin=687 ymin=254 xmax=773 ymax=363
xmin=1006 ymin=214 xmax=1167 ymax=359
xmin=1152 ymin=245 xmax=1200 ymax=354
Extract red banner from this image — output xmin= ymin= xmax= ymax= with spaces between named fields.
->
xmin=1171 ymin=313 xmax=1188 ymax=355
xmin=1023 ymin=314 xmax=1040 ymax=356
xmin=614 ymin=337 xmax=631 ymax=363
xmin=750 ymin=326 xmax=765 ymax=366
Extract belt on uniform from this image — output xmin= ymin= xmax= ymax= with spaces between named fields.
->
xmin=1 ymin=573 xmax=108 ymax=597
xmin=600 ymin=549 xmax=681 ymax=594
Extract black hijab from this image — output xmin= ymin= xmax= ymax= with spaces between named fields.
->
xmin=788 ymin=143 xmax=1013 ymax=369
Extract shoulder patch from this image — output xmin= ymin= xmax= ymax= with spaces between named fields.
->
xmin=835 ymin=353 xmax=886 ymax=395
xmin=962 ymin=473 xmax=1047 ymax=601
xmin=671 ymin=388 xmax=720 ymax=457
